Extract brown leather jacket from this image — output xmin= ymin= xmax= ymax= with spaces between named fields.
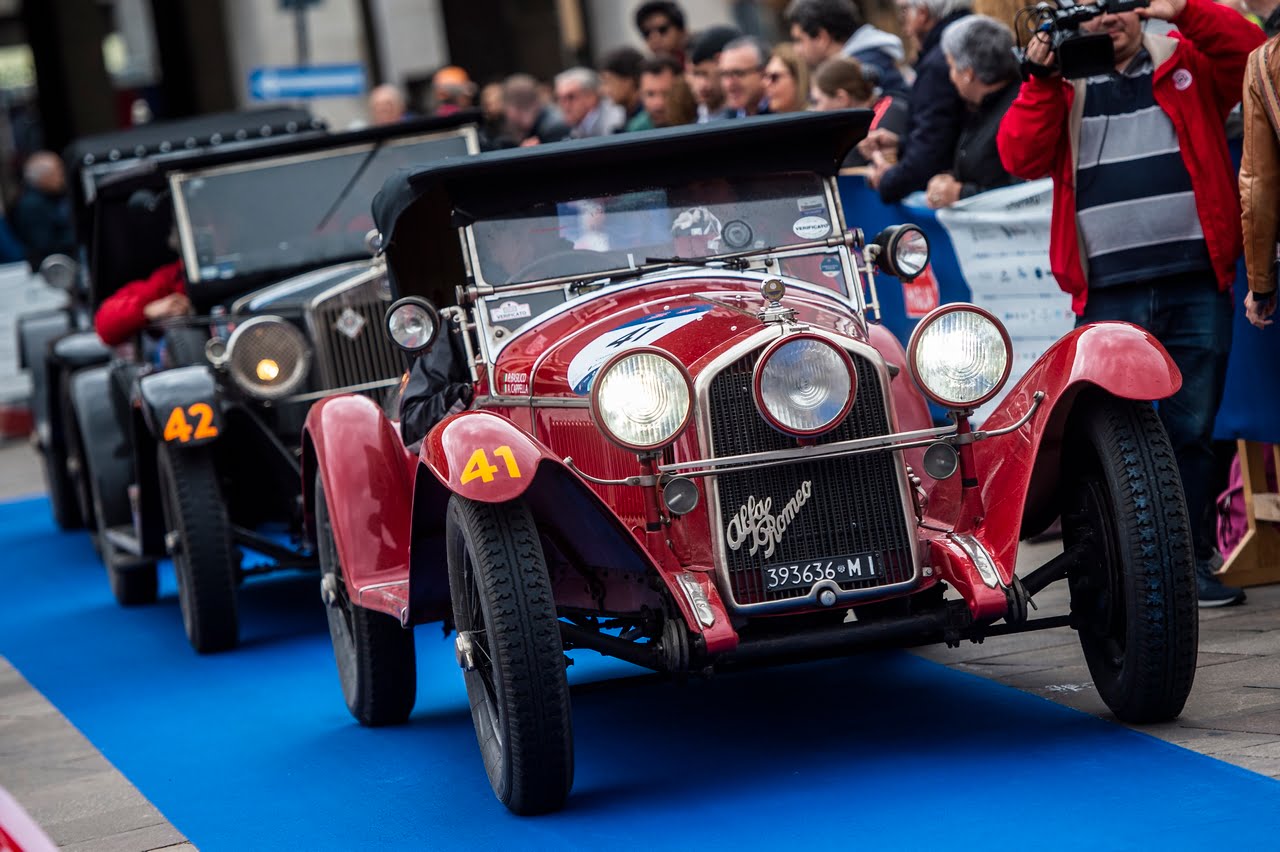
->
xmin=1241 ymin=35 xmax=1280 ymax=296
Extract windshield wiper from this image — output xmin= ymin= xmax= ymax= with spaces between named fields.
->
xmin=642 ymin=254 xmax=755 ymax=271
xmin=314 ymin=141 xmax=383 ymax=233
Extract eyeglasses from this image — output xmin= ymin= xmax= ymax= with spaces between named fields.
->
xmin=721 ymin=67 xmax=762 ymax=81
xmin=642 ymin=23 xmax=672 ymax=38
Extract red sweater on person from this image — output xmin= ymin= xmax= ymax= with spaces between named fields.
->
xmin=94 ymin=260 xmax=186 ymax=346
xmin=995 ymin=0 xmax=1264 ymax=315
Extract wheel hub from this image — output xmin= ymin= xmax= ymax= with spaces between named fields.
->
xmin=320 ymin=573 xmax=339 ymax=608
xmin=455 ymin=631 xmax=478 ymax=671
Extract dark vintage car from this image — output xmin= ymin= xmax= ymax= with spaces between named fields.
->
xmin=304 ymin=112 xmax=1197 ymax=814
xmin=19 ymin=108 xmax=321 ymax=534
xmin=70 ymin=115 xmax=478 ymax=652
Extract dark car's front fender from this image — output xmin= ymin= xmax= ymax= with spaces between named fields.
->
xmin=136 ymin=366 xmax=224 ymax=449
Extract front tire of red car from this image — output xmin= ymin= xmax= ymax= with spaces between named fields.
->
xmin=315 ymin=475 xmax=416 ymax=726
xmin=446 ymin=495 xmax=573 ymax=816
xmin=1062 ymin=394 xmax=1198 ymax=723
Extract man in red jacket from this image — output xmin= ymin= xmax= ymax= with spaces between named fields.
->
xmin=94 ymin=259 xmax=189 ymax=347
xmin=997 ymin=0 xmax=1264 ymax=607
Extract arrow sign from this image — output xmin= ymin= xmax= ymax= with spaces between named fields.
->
xmin=249 ymin=64 xmax=366 ymax=100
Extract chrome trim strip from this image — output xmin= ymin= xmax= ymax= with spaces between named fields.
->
xmin=661 ymin=391 xmax=1044 ymax=478
xmin=660 ymin=424 xmax=957 ymax=476
xmin=676 ymin=572 xmax=716 ymax=627
xmin=695 ymin=327 xmax=923 ymax=615
xmin=474 ymin=394 xmax=590 ymax=409
xmin=951 ymin=533 xmax=1002 ymax=589
xmin=284 ymin=376 xmax=400 ymax=404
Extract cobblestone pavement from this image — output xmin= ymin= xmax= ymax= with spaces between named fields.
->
xmin=1 ymin=440 xmax=1276 ymax=850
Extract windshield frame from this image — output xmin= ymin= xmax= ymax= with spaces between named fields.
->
xmin=459 ymin=175 xmax=870 ymax=366
xmin=170 ymin=127 xmax=478 ymax=287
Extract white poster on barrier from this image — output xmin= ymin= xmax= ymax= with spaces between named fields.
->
xmin=0 ymin=263 xmax=68 ymax=402
xmin=934 ymin=179 xmax=1073 ymax=422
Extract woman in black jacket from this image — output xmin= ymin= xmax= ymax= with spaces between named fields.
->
xmin=924 ymin=14 xmax=1022 ymax=208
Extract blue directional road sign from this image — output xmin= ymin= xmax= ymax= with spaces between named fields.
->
xmin=249 ymin=64 xmax=367 ymax=100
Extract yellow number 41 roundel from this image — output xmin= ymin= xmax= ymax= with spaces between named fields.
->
xmin=459 ymin=446 xmax=521 ymax=485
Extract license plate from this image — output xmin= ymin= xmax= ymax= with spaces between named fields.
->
xmin=762 ymin=553 xmax=880 ymax=593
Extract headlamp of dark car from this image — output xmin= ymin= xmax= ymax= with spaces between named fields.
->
xmin=753 ymin=334 xmax=855 ymax=437
xmin=225 ymin=316 xmax=311 ymax=400
xmin=590 ymin=347 xmax=693 ymax=453
xmin=906 ymin=305 xmax=1012 ymax=410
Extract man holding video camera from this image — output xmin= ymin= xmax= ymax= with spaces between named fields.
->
xmin=998 ymin=0 xmax=1264 ymax=607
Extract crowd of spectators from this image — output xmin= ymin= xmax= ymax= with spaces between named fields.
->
xmin=383 ymin=0 xmax=1030 ymax=207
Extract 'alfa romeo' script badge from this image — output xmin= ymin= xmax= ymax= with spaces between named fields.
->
xmin=335 ymin=307 xmax=366 ymax=341
xmin=725 ymin=481 xmax=812 ymax=558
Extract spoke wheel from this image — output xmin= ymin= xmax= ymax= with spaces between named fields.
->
xmin=315 ymin=475 xmax=415 ymax=726
xmin=158 ymin=443 xmax=238 ymax=653
xmin=1062 ymin=395 xmax=1198 ymax=723
xmin=446 ymin=496 xmax=573 ymax=815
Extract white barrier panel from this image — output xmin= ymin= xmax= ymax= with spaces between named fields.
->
xmin=0 ymin=263 xmax=68 ymax=402
xmin=933 ymin=180 xmax=1074 ymax=422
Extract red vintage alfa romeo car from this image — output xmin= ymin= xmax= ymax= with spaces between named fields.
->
xmin=303 ymin=112 xmax=1197 ymax=814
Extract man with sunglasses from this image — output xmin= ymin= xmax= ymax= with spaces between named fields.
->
xmin=635 ymin=1 xmax=689 ymax=66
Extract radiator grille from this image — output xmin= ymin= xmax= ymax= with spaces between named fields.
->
xmin=707 ymin=348 xmax=915 ymax=607
xmin=308 ymin=279 xmax=408 ymax=397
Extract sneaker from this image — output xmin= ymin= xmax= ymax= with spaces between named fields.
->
xmin=1197 ymin=571 xmax=1247 ymax=608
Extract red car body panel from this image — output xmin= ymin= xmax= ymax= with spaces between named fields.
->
xmin=302 ymin=394 xmax=416 ymax=619
xmin=925 ymin=322 xmax=1181 ymax=574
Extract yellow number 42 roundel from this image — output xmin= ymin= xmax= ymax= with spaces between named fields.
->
xmin=163 ymin=403 xmax=219 ymax=443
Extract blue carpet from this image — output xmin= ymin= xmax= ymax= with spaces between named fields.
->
xmin=2 ymin=496 xmax=1279 ymax=851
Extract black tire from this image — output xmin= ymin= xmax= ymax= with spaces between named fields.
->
xmin=157 ymin=443 xmax=239 ymax=653
xmin=1062 ymin=395 xmax=1198 ymax=723
xmin=61 ymin=381 xmax=96 ymax=533
xmin=105 ymin=543 xmax=159 ymax=606
xmin=446 ymin=496 xmax=573 ymax=815
xmin=39 ymin=436 xmax=83 ymax=530
xmin=315 ymin=475 xmax=416 ymax=726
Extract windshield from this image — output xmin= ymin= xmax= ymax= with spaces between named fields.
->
xmin=470 ymin=171 xmax=837 ymax=286
xmin=176 ymin=132 xmax=471 ymax=284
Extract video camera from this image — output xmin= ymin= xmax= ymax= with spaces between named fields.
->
xmin=1015 ymin=0 xmax=1151 ymax=80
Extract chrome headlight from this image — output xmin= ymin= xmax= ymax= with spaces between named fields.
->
xmin=590 ymin=348 xmax=693 ymax=452
xmin=384 ymin=296 xmax=439 ymax=352
xmin=753 ymin=335 xmax=855 ymax=436
xmin=907 ymin=305 xmax=1012 ymax=409
xmin=873 ymin=224 xmax=930 ymax=281
xmin=225 ymin=316 xmax=311 ymax=400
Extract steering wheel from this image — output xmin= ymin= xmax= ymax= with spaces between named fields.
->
xmin=509 ymin=250 xmax=631 ymax=283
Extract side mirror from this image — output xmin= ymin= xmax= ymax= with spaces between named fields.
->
xmin=871 ymin=225 xmax=930 ymax=282
xmin=38 ymin=254 xmax=78 ymax=292
xmin=384 ymin=296 xmax=440 ymax=352
xmin=364 ymin=229 xmax=384 ymax=257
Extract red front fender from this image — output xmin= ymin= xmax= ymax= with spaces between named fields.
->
xmin=970 ymin=321 xmax=1180 ymax=570
xmin=423 ymin=410 xmax=557 ymax=502
xmin=302 ymin=395 xmax=415 ymax=601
